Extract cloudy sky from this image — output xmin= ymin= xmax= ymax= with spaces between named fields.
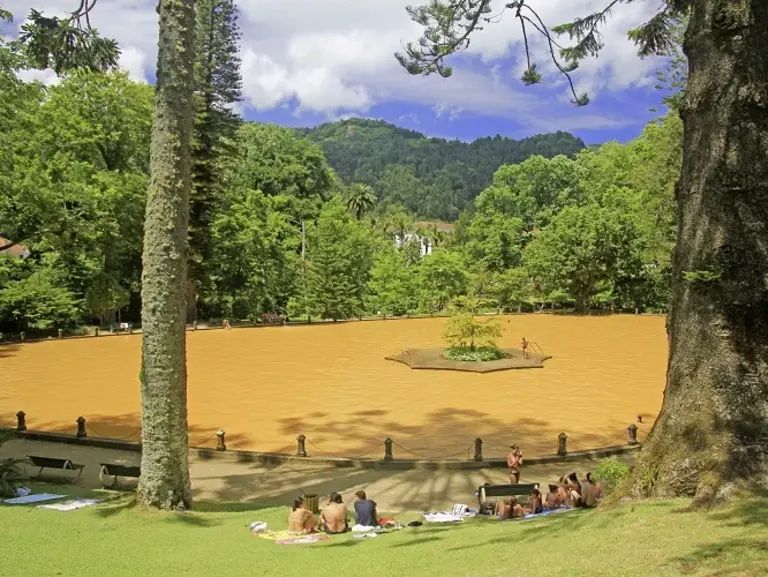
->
xmin=4 ymin=0 xmax=672 ymax=144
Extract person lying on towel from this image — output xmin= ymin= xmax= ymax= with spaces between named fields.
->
xmin=526 ymin=488 xmax=544 ymax=515
xmin=288 ymin=497 xmax=316 ymax=535
xmin=317 ymin=492 xmax=349 ymax=534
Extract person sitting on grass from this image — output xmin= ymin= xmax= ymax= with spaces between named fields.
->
xmin=566 ymin=472 xmax=584 ymax=507
xmin=581 ymin=473 xmax=603 ymax=508
xmin=495 ymin=496 xmax=525 ymax=519
xmin=288 ymin=497 xmax=315 ymax=535
xmin=354 ymin=490 xmax=378 ymax=527
xmin=318 ymin=492 xmax=349 ymax=534
xmin=545 ymin=484 xmax=564 ymax=509
xmin=527 ymin=488 xmax=544 ymax=515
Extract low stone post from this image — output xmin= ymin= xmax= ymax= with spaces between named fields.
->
xmin=94 ymin=327 xmax=99 ymax=337
xmin=473 ymin=437 xmax=483 ymax=461
xmin=384 ymin=437 xmax=393 ymax=460
xmin=20 ymin=331 xmax=26 ymax=342
xmin=557 ymin=432 xmax=568 ymax=456
xmin=76 ymin=416 xmax=87 ymax=438
xmin=296 ymin=434 xmax=307 ymax=457
xmin=58 ymin=329 xmax=63 ymax=338
xmin=193 ymin=321 xmax=198 ymax=331
xmin=627 ymin=424 xmax=639 ymax=445
xmin=16 ymin=411 xmax=26 ymax=432
xmin=216 ymin=429 xmax=227 ymax=451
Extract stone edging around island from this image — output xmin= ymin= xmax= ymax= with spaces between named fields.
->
xmin=3 ymin=428 xmax=642 ymax=471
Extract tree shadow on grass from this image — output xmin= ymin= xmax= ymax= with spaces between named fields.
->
xmin=667 ymin=489 xmax=768 ymax=575
xmin=194 ymin=500 xmax=275 ymax=513
xmin=94 ymin=494 xmax=137 ymax=517
xmin=389 ymin=535 xmax=443 ymax=548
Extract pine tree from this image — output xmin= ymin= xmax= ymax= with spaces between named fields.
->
xmin=187 ymin=0 xmax=242 ymax=323
xmin=305 ymin=200 xmax=374 ymax=320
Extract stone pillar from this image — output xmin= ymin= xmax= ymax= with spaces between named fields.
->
xmin=16 ymin=411 xmax=26 ymax=432
xmin=384 ymin=437 xmax=393 ymax=460
xmin=216 ymin=429 xmax=226 ymax=451
xmin=296 ymin=434 xmax=307 ymax=457
xmin=94 ymin=327 xmax=99 ymax=337
xmin=58 ymin=329 xmax=63 ymax=338
xmin=473 ymin=437 xmax=483 ymax=461
xmin=557 ymin=432 xmax=568 ymax=456
xmin=627 ymin=424 xmax=639 ymax=445
xmin=193 ymin=320 xmax=198 ymax=331
xmin=76 ymin=416 xmax=87 ymax=438
xmin=20 ymin=331 xmax=26 ymax=342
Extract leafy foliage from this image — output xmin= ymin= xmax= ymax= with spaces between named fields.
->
xmin=444 ymin=345 xmax=505 ymax=362
xmin=397 ymin=0 xmax=689 ymax=105
xmin=593 ymin=457 xmax=631 ymax=493
xmin=16 ymin=2 xmax=120 ymax=74
xmin=0 ymin=431 xmax=26 ymax=499
xmin=442 ymin=314 xmax=502 ymax=350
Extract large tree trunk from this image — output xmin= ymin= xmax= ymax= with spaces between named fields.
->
xmin=614 ymin=0 xmax=768 ymax=506
xmin=137 ymin=0 xmax=197 ymax=511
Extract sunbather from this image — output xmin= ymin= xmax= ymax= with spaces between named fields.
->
xmin=581 ymin=473 xmax=602 ymax=508
xmin=318 ymin=492 xmax=349 ymax=534
xmin=287 ymin=497 xmax=316 ymax=535
xmin=545 ymin=484 xmax=564 ymax=509
xmin=496 ymin=496 xmax=524 ymax=519
xmin=527 ymin=488 xmax=544 ymax=515
xmin=354 ymin=490 xmax=378 ymax=527
xmin=566 ymin=472 xmax=584 ymax=507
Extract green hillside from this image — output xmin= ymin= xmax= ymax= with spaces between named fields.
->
xmin=296 ymin=119 xmax=586 ymax=221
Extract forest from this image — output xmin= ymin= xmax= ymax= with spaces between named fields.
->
xmin=0 ymin=66 xmax=681 ymax=334
xmin=298 ymin=118 xmax=586 ymax=220
xmin=0 ymin=0 xmax=681 ymax=337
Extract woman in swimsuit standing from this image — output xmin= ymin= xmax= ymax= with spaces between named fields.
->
xmin=507 ymin=444 xmax=523 ymax=484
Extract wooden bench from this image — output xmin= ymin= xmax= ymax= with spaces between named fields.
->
xmin=99 ymin=463 xmax=141 ymax=489
xmin=28 ymin=455 xmax=85 ymax=482
xmin=476 ymin=482 xmax=540 ymax=509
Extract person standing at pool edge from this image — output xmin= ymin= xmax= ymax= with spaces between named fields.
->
xmin=507 ymin=444 xmax=523 ymax=484
xmin=521 ymin=336 xmax=529 ymax=359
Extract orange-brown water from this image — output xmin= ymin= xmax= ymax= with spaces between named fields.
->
xmin=0 ymin=315 xmax=666 ymax=458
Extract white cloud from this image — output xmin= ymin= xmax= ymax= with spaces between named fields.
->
xmin=3 ymin=0 xmax=668 ymax=131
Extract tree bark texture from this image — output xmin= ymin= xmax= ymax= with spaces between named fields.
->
xmin=137 ymin=0 xmax=197 ymax=510
xmin=617 ymin=0 xmax=768 ymax=505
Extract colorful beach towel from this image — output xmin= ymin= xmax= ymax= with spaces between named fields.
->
xmin=255 ymin=531 xmax=330 ymax=545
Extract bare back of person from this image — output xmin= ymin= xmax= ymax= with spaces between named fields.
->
xmin=320 ymin=502 xmax=348 ymax=534
xmin=288 ymin=507 xmax=315 ymax=534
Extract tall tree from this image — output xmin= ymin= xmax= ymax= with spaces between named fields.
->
xmin=138 ymin=0 xmax=197 ymax=510
xmin=345 ymin=183 xmax=377 ymax=220
xmin=399 ymin=0 xmax=768 ymax=505
xmin=187 ymin=0 xmax=242 ymax=323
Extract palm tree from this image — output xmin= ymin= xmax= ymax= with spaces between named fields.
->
xmin=345 ymin=183 xmax=377 ymax=220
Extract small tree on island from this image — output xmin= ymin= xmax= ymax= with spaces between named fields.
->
xmin=442 ymin=314 xmax=504 ymax=362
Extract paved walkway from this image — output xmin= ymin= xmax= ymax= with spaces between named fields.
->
xmin=3 ymin=438 xmax=635 ymax=512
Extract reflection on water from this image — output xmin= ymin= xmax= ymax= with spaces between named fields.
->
xmin=0 ymin=315 xmax=666 ymax=457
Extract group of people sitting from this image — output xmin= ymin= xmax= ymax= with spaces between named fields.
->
xmin=288 ymin=490 xmax=378 ymax=535
xmin=494 ymin=472 xmax=603 ymax=519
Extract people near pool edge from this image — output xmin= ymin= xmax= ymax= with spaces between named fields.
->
xmin=496 ymin=471 xmax=603 ymax=519
xmin=506 ymin=444 xmax=523 ymax=484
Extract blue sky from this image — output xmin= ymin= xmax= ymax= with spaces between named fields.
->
xmin=6 ymin=0 xmax=672 ymax=146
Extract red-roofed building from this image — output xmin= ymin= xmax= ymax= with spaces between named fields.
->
xmin=0 ymin=237 xmax=31 ymax=259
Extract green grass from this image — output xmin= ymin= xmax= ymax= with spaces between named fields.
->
xmin=3 ymin=485 xmax=768 ymax=577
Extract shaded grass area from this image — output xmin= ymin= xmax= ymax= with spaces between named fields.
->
xmin=3 ymin=485 xmax=768 ymax=577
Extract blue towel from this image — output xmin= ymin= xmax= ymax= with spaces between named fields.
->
xmin=3 ymin=493 xmax=66 ymax=505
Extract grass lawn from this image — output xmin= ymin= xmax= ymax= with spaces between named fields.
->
xmin=2 ymin=485 xmax=768 ymax=577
